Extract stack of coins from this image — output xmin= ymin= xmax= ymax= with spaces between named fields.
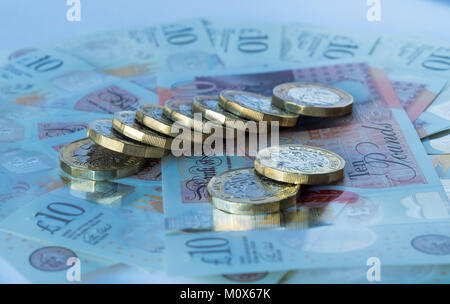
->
xmin=206 ymin=144 xmax=346 ymax=216
xmin=59 ymin=82 xmax=351 ymax=217
xmin=59 ymin=110 xmax=172 ymax=182
xmin=206 ymin=82 xmax=351 ymax=217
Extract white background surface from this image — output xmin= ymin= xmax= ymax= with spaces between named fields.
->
xmin=0 ymin=0 xmax=449 ymax=49
xmin=0 ymin=0 xmax=448 ymax=283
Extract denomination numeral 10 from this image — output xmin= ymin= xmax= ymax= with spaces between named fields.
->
xmin=422 ymin=48 xmax=450 ymax=71
xmin=238 ymin=29 xmax=269 ymax=53
xmin=323 ymin=36 xmax=359 ymax=59
xmin=18 ymin=55 xmax=64 ymax=72
xmin=163 ymin=24 xmax=198 ymax=45
xmin=35 ymin=202 xmax=85 ymax=234
xmin=186 ymin=237 xmax=232 ymax=265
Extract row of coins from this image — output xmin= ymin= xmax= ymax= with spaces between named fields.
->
xmin=58 ymin=107 xmax=172 ymax=181
xmin=59 ymin=83 xmax=350 ymax=210
xmin=203 ymin=83 xmax=351 ymax=215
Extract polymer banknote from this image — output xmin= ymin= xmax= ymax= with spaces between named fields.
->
xmin=0 ymin=133 xmax=167 ymax=271
xmin=422 ymin=130 xmax=450 ymax=155
xmin=159 ymin=61 xmax=449 ymax=275
xmin=0 ymin=230 xmax=114 ymax=283
xmin=53 ymin=18 xmax=224 ymax=90
xmin=0 ymin=48 xmax=114 ymax=108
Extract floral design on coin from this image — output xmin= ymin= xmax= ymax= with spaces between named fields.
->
xmin=287 ymin=87 xmax=342 ymax=106
xmin=255 ymin=144 xmax=345 ymax=184
xmin=207 ymin=167 xmax=300 ymax=215
xmin=272 ymin=83 xmax=353 ymax=117
xmin=163 ymin=99 xmax=220 ymax=134
xmin=136 ymin=104 xmax=180 ymax=137
xmin=193 ymin=95 xmax=261 ymax=133
xmin=59 ymin=138 xmax=145 ymax=180
xmin=138 ymin=104 xmax=173 ymax=125
xmin=219 ymin=90 xmax=298 ymax=127
xmin=73 ymin=138 xmax=132 ymax=168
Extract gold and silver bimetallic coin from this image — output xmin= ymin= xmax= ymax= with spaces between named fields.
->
xmin=136 ymin=104 xmax=180 ymax=137
xmin=254 ymin=144 xmax=345 ymax=185
xmin=219 ymin=90 xmax=299 ymax=127
xmin=193 ymin=95 xmax=265 ymax=134
xmin=136 ymin=104 xmax=206 ymax=144
xmin=272 ymin=83 xmax=353 ymax=117
xmin=87 ymin=118 xmax=168 ymax=158
xmin=207 ymin=167 xmax=301 ymax=215
xmin=59 ymin=138 xmax=146 ymax=181
xmin=164 ymin=99 xmax=235 ymax=139
xmin=112 ymin=111 xmax=172 ymax=149
xmin=163 ymin=99 xmax=216 ymax=134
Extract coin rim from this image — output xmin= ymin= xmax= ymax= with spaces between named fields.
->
xmin=193 ymin=95 xmax=266 ymax=134
xmin=219 ymin=90 xmax=299 ymax=127
xmin=112 ymin=111 xmax=173 ymax=149
xmin=136 ymin=104 xmax=209 ymax=144
xmin=163 ymin=99 xmax=209 ymax=133
xmin=136 ymin=104 xmax=179 ymax=137
xmin=272 ymin=82 xmax=353 ymax=117
xmin=254 ymin=144 xmax=345 ymax=185
xmin=87 ymin=118 xmax=168 ymax=158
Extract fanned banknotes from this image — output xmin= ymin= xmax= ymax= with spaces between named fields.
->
xmin=159 ymin=61 xmax=449 ymax=275
xmin=203 ymin=19 xmax=284 ymax=68
xmin=0 ymin=48 xmax=114 ymax=108
xmin=372 ymin=34 xmax=450 ymax=77
xmin=54 ymin=19 xmax=224 ymax=90
xmin=1 ymin=17 xmax=450 ymax=283
xmin=0 ymin=132 xmax=167 ymax=271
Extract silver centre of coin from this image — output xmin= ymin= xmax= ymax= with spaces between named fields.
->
xmin=269 ymin=150 xmax=331 ymax=172
xmin=222 ymin=173 xmax=271 ymax=199
xmin=233 ymin=94 xmax=282 ymax=114
xmin=287 ymin=87 xmax=341 ymax=106
xmin=74 ymin=141 xmax=128 ymax=167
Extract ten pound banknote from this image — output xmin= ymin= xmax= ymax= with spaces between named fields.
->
xmin=159 ymin=60 xmax=449 ymax=276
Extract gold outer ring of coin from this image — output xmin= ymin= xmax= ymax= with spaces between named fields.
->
xmin=87 ymin=118 xmax=168 ymax=158
xmin=136 ymin=104 xmax=208 ymax=144
xmin=207 ymin=167 xmax=301 ymax=215
xmin=254 ymin=144 xmax=345 ymax=185
xmin=164 ymin=99 xmax=234 ymax=138
xmin=59 ymin=138 xmax=146 ymax=181
xmin=162 ymin=99 xmax=208 ymax=133
xmin=219 ymin=90 xmax=299 ymax=127
xmin=272 ymin=82 xmax=353 ymax=117
xmin=135 ymin=104 xmax=180 ymax=137
xmin=193 ymin=95 xmax=267 ymax=134
xmin=112 ymin=110 xmax=172 ymax=150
